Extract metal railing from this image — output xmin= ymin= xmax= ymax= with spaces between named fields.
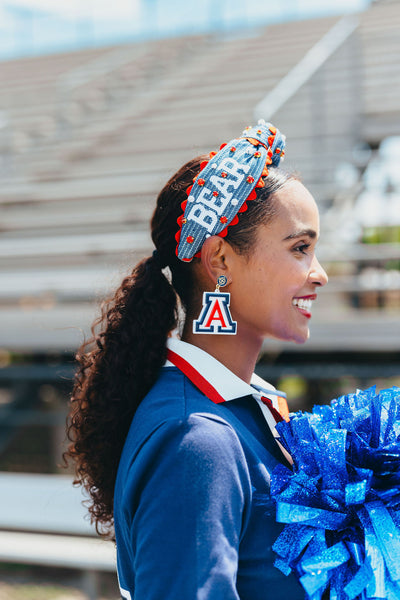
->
xmin=254 ymin=15 xmax=359 ymax=121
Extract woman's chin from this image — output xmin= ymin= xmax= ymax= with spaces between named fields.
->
xmin=266 ymin=327 xmax=310 ymax=345
xmin=287 ymin=327 xmax=310 ymax=345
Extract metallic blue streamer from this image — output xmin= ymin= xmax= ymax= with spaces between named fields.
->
xmin=345 ymin=481 xmax=367 ymax=505
xmin=276 ymin=502 xmax=348 ymax=529
xmin=274 ymin=557 xmax=292 ymax=576
xmin=272 ymin=523 xmax=315 ymax=562
xmin=364 ymin=529 xmax=386 ymax=598
xmin=365 ymin=501 xmax=400 ymax=582
xmin=271 ymin=386 xmax=400 ymax=600
xmin=301 ymin=542 xmax=350 ymax=573
xmin=320 ymin=429 xmax=348 ymax=489
xmin=386 ymin=578 xmax=400 ymax=600
xmin=343 ymin=560 xmax=373 ymax=600
xmin=300 ymin=571 xmax=329 ymax=597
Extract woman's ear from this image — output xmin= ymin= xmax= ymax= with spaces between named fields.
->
xmin=200 ymin=236 xmax=233 ymax=286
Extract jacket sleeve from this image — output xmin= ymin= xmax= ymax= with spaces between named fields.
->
xmin=122 ymin=413 xmax=253 ymax=600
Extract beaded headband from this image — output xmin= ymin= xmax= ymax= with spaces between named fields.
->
xmin=175 ymin=120 xmax=286 ymax=262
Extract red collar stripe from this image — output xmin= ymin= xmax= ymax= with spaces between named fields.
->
xmin=167 ymin=349 xmax=226 ymax=404
xmin=260 ymin=396 xmax=283 ymax=423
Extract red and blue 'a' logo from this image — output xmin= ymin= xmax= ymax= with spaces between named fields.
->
xmin=193 ymin=292 xmax=237 ymax=335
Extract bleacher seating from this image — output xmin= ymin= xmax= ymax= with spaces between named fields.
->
xmin=0 ymin=3 xmax=399 ymax=354
xmin=0 ymin=472 xmax=116 ymax=600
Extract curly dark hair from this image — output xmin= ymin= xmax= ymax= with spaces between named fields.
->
xmin=64 ymin=155 xmax=294 ymax=539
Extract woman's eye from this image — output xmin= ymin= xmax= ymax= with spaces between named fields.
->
xmin=293 ymin=243 xmax=310 ymax=255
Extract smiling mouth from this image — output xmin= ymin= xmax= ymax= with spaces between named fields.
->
xmin=292 ymin=298 xmax=312 ymax=311
xmin=292 ymin=296 xmax=316 ymax=316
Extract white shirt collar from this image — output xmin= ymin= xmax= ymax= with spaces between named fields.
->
xmin=165 ymin=338 xmax=286 ymax=437
xmin=166 ymin=337 xmax=280 ymax=399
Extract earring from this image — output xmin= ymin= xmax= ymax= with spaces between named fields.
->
xmin=193 ymin=275 xmax=237 ymax=335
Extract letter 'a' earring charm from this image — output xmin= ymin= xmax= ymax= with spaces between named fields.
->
xmin=193 ymin=275 xmax=237 ymax=335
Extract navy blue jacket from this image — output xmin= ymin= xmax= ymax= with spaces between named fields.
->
xmin=114 ymin=364 xmax=303 ymax=599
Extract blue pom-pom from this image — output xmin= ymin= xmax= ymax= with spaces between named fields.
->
xmin=271 ymin=386 xmax=400 ymax=600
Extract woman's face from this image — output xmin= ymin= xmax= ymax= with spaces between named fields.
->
xmin=229 ymin=179 xmax=328 ymax=344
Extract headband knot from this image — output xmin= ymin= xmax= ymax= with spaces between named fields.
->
xmin=175 ymin=121 xmax=286 ymax=262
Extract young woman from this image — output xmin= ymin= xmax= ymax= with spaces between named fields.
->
xmin=66 ymin=121 xmax=328 ymax=600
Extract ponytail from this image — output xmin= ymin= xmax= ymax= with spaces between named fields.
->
xmin=65 ymin=254 xmax=177 ymax=538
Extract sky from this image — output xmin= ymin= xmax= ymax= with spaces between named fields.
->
xmin=0 ymin=0 xmax=371 ymax=59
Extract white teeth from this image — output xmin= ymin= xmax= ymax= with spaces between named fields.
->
xmin=292 ymin=298 xmax=313 ymax=311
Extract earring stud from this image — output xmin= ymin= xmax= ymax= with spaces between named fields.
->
xmin=215 ymin=275 xmax=228 ymax=292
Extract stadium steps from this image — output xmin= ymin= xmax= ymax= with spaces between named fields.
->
xmin=0 ymin=7 xmax=399 ymax=352
xmin=1 ymin=17 xmax=339 ymax=179
xmin=358 ymin=1 xmax=400 ymax=142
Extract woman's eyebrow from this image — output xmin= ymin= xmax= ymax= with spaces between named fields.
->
xmin=283 ymin=229 xmax=317 ymax=241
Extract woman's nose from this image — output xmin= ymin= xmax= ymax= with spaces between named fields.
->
xmin=309 ymin=256 xmax=328 ymax=286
